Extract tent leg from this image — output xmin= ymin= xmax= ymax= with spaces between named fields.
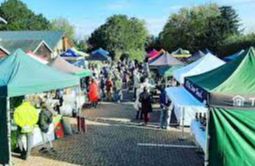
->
xmin=0 ymin=97 xmax=12 ymax=166
xmin=204 ymin=108 xmax=210 ymax=166
xmin=179 ymin=107 xmax=185 ymax=140
xmin=7 ymin=97 xmax=11 ymax=166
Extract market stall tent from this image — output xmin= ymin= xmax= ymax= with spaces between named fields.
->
xmin=158 ymin=65 xmax=184 ymax=77
xmin=187 ymin=50 xmax=205 ymax=63
xmin=148 ymin=49 xmax=159 ymax=57
xmin=0 ymin=49 xmax=80 ymax=165
xmin=173 ymin=53 xmax=225 ymax=84
xmin=88 ymin=48 xmax=111 ymax=62
xmin=223 ymin=49 xmax=245 ymax=62
xmin=49 ymin=56 xmax=92 ymax=78
xmin=185 ymin=47 xmax=255 ymax=107
xmin=166 ymin=87 xmax=207 ymax=126
xmin=208 ymin=107 xmax=255 ymax=166
xmin=149 ymin=52 xmax=184 ymax=67
xmin=171 ymin=48 xmax=191 ymax=58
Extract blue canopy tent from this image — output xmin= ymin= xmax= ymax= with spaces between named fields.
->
xmin=88 ymin=48 xmax=111 ymax=62
xmin=61 ymin=48 xmax=80 ymax=58
xmin=223 ymin=49 xmax=245 ymax=62
xmin=61 ymin=49 xmax=87 ymax=68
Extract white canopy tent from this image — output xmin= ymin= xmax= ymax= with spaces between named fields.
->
xmin=165 ymin=87 xmax=207 ymax=126
xmin=173 ymin=53 xmax=225 ymax=84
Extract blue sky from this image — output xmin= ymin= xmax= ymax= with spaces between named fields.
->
xmin=1 ymin=0 xmax=255 ymax=38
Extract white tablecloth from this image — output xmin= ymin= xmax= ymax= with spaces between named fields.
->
xmin=166 ymin=87 xmax=207 ymax=126
xmin=190 ymin=120 xmax=206 ymax=152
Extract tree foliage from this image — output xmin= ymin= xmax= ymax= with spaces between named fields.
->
xmin=159 ymin=4 xmax=241 ymax=54
xmin=50 ymin=18 xmax=75 ymax=40
xmin=0 ymin=0 xmax=50 ymax=30
xmin=88 ymin=15 xmax=148 ymax=60
xmin=219 ymin=33 xmax=255 ymax=57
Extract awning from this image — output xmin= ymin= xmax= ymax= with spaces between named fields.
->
xmin=0 ymin=49 xmax=80 ymax=97
xmin=166 ymin=87 xmax=207 ymax=126
xmin=185 ymin=47 xmax=255 ymax=107
xmin=173 ymin=53 xmax=225 ymax=84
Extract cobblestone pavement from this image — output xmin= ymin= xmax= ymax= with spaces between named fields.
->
xmin=13 ymin=92 xmax=204 ymax=166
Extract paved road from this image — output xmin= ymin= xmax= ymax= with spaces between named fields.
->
xmin=13 ymin=99 xmax=203 ymax=166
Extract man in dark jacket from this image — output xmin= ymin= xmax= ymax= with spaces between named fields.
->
xmin=139 ymin=86 xmax=153 ymax=125
xmin=38 ymin=103 xmax=56 ymax=154
xmin=159 ymin=86 xmax=171 ymax=129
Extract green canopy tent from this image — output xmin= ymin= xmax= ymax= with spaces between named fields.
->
xmin=158 ymin=65 xmax=184 ymax=77
xmin=184 ymin=47 xmax=255 ymax=166
xmin=185 ymin=47 xmax=255 ymax=107
xmin=49 ymin=56 xmax=92 ymax=78
xmin=0 ymin=49 xmax=80 ymax=165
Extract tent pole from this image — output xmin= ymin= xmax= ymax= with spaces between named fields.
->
xmin=6 ymin=97 xmax=11 ymax=166
xmin=179 ymin=106 xmax=185 ymax=140
xmin=204 ymin=101 xmax=210 ymax=166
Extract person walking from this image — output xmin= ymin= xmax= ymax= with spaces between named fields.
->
xmin=159 ymin=86 xmax=171 ymax=129
xmin=88 ymin=78 xmax=99 ymax=108
xmin=105 ymin=77 xmax=113 ymax=101
xmin=139 ymin=86 xmax=153 ymax=125
xmin=38 ymin=103 xmax=56 ymax=154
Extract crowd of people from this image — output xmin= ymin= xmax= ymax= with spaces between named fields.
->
xmin=86 ymin=57 xmax=172 ymax=127
xmin=13 ymin=57 xmax=173 ymax=161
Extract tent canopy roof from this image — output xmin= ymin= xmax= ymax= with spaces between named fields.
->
xmin=223 ymin=49 xmax=245 ymax=62
xmin=185 ymin=47 xmax=255 ymax=106
xmin=187 ymin=50 xmax=205 ymax=62
xmin=171 ymin=48 xmax=191 ymax=58
xmin=187 ymin=48 xmax=255 ymax=93
xmin=89 ymin=48 xmax=111 ymax=61
xmin=0 ymin=49 xmax=79 ymax=97
xmin=149 ymin=52 xmax=184 ymax=67
xmin=61 ymin=48 xmax=80 ymax=58
xmin=49 ymin=56 xmax=92 ymax=78
xmin=173 ymin=53 xmax=225 ymax=84
xmin=148 ymin=49 xmax=159 ymax=57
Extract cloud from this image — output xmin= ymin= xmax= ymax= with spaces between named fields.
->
xmin=106 ymin=0 xmax=131 ymax=10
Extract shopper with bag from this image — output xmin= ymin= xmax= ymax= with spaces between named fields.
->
xmin=38 ymin=103 xmax=56 ymax=154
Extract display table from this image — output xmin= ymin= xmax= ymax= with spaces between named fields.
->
xmin=166 ymin=87 xmax=207 ymax=126
xmin=190 ymin=120 xmax=206 ymax=153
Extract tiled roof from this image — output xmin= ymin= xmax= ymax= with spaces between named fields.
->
xmin=0 ymin=31 xmax=64 ymax=49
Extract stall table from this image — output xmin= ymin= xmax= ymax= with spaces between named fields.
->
xmin=190 ymin=120 xmax=206 ymax=153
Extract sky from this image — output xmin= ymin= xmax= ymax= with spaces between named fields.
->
xmin=1 ymin=0 xmax=255 ymax=38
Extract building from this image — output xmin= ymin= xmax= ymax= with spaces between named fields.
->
xmin=0 ymin=31 xmax=72 ymax=59
xmin=0 ymin=40 xmax=52 ymax=60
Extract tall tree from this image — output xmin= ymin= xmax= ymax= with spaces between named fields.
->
xmin=50 ymin=18 xmax=75 ymax=40
xmin=88 ymin=15 xmax=148 ymax=60
xmin=0 ymin=0 xmax=50 ymax=30
xmin=159 ymin=4 xmax=241 ymax=53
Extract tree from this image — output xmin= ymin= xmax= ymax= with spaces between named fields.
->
xmin=0 ymin=0 xmax=50 ymax=30
xmin=50 ymin=18 xmax=75 ymax=40
xmin=88 ymin=15 xmax=148 ymax=60
xmin=159 ymin=4 xmax=241 ymax=53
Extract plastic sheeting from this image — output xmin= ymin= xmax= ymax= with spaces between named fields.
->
xmin=173 ymin=53 xmax=225 ymax=84
xmin=165 ymin=87 xmax=207 ymax=126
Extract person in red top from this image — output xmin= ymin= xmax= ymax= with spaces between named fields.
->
xmin=88 ymin=78 xmax=99 ymax=108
